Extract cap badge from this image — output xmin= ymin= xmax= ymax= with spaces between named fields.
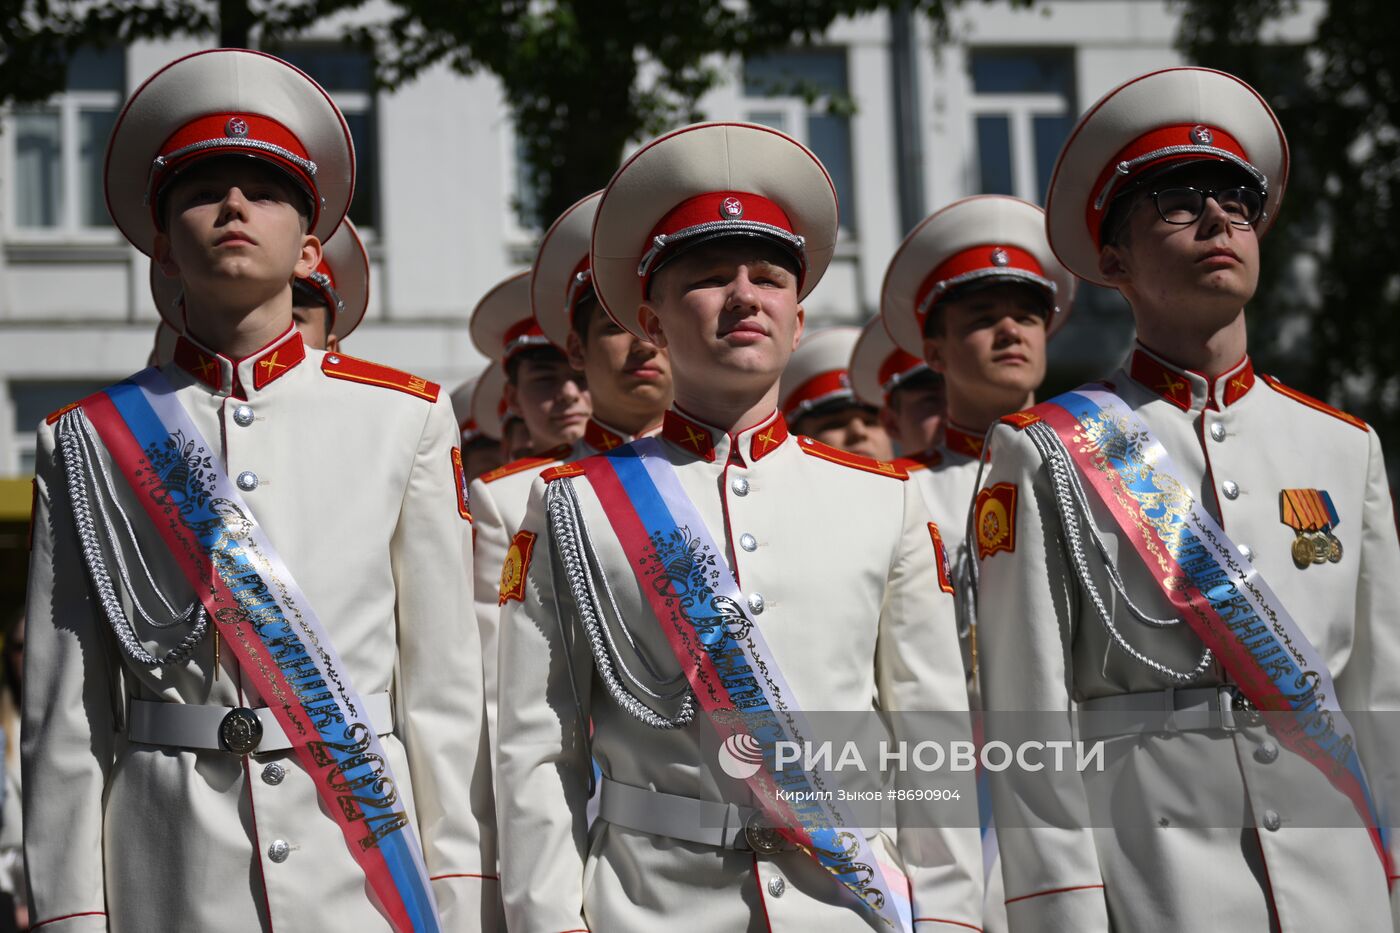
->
xmin=225 ymin=117 xmax=250 ymax=138
xmin=990 ymin=247 xmax=1010 ymax=267
xmin=720 ymin=197 xmax=744 ymax=220
xmin=1190 ymin=125 xmax=1214 ymax=145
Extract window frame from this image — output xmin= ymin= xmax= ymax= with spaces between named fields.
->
xmin=965 ymin=48 xmax=1076 ymax=205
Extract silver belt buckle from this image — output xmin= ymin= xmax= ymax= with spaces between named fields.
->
xmin=743 ymin=810 xmax=790 ymax=856
xmin=219 ymin=707 xmax=264 ymax=755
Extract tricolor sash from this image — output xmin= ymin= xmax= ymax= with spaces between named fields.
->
xmin=1036 ymin=386 xmax=1391 ymax=870
xmin=580 ymin=437 xmax=913 ymax=932
xmin=76 ymin=369 xmax=442 ymax=932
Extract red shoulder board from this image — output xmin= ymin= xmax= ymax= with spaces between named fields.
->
xmin=999 ymin=409 xmax=1043 ymax=430
xmin=542 ymin=462 xmax=587 ymax=483
xmin=798 ymin=437 xmax=908 ymax=479
xmin=480 ymin=445 xmax=571 ymax=485
xmin=321 ymin=353 xmax=440 ymax=402
xmin=45 ymin=401 xmax=82 ymax=425
xmin=1261 ymin=374 xmax=1368 ymax=432
xmin=895 ymin=449 xmax=943 ymax=474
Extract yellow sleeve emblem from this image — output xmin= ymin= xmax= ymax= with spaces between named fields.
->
xmin=498 ymin=530 xmax=538 ymax=605
xmin=975 ymin=483 xmax=1018 ymax=560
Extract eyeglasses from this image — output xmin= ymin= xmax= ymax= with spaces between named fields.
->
xmin=1151 ymin=186 xmax=1265 ymax=228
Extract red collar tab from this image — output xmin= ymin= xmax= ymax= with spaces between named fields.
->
xmin=583 ymin=418 xmax=628 ymax=453
xmin=1088 ymin=123 xmax=1264 ymax=246
xmin=1129 ymin=345 xmax=1256 ymax=412
xmin=944 ymin=422 xmax=986 ymax=460
xmin=566 ymin=255 xmax=595 ymax=327
xmin=501 ymin=318 xmax=552 ymax=361
xmin=748 ymin=413 xmax=789 ymax=463
xmin=1217 ymin=356 xmax=1256 ymax=407
xmin=914 ymin=244 xmax=1056 ymax=327
xmin=662 ymin=408 xmax=718 ymax=462
xmin=251 ymin=330 xmax=306 ymax=391
xmin=637 ymin=191 xmax=807 ymax=290
xmin=783 ymin=369 xmax=854 ymax=419
xmin=878 ymin=350 xmax=929 ymax=397
xmin=173 ymin=335 xmax=227 ymax=391
xmin=149 ymin=113 xmax=319 ymax=229
xmin=1130 ymin=347 xmax=1197 ymax=411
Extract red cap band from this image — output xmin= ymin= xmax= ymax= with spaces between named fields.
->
xmin=783 ymin=369 xmax=852 ymax=419
xmin=877 ymin=349 xmax=928 ymax=395
xmin=1086 ymin=123 xmax=1252 ymax=245
xmin=913 ymin=245 xmax=1050 ymax=326
xmin=640 ymin=191 xmax=802 ymax=293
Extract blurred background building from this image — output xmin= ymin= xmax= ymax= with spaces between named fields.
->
xmin=0 ymin=0 xmax=1326 ymax=615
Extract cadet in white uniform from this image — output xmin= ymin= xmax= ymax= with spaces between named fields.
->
xmin=779 ymin=326 xmax=894 ymax=460
xmin=849 ymin=315 xmax=945 ymax=457
xmin=23 ymin=50 xmax=491 ymax=933
xmin=976 ymin=67 xmax=1400 ymax=932
xmin=495 ymin=121 xmax=981 ymax=933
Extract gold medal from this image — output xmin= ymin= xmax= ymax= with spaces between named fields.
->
xmin=1291 ymin=534 xmax=1312 ymax=569
xmin=1310 ymin=532 xmax=1331 ymax=564
xmin=1327 ymin=533 xmax=1343 ymax=563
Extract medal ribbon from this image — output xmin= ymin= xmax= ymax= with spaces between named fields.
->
xmin=79 ymin=370 xmax=442 ymax=932
xmin=1037 ymin=387 xmax=1391 ymax=872
xmin=581 ymin=438 xmax=913 ymax=932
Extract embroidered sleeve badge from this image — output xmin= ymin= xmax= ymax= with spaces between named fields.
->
xmin=451 ymin=447 xmax=471 ymax=522
xmin=975 ymin=483 xmax=1018 ymax=560
xmin=498 ymin=530 xmax=538 ymax=605
xmin=927 ymin=522 xmax=955 ymax=594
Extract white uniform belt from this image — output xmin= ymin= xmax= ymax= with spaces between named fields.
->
xmin=1078 ymin=684 xmax=1255 ymax=740
xmin=127 ymin=692 xmax=394 ymax=753
xmin=597 ymin=777 xmax=796 ymax=854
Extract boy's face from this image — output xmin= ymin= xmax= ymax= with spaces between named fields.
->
xmin=153 ymin=158 xmax=319 ymax=313
xmin=923 ymin=283 xmax=1049 ymax=405
xmin=886 ymin=378 xmax=946 ymax=453
xmin=639 ymin=240 xmax=804 ymax=397
xmin=504 ymin=353 xmax=590 ymax=450
xmin=793 ymin=402 xmax=893 ymax=461
xmin=566 ymin=299 xmax=672 ymax=425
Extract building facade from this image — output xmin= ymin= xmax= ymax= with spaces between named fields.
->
xmin=0 ymin=0 xmax=1321 ymax=485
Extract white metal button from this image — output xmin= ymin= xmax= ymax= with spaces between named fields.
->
xmin=1239 ymin=544 xmax=1254 ymax=562
xmin=236 ymin=471 xmax=259 ymax=491
xmin=1262 ymin=809 xmax=1281 ymax=832
xmin=747 ymin=593 xmax=765 ymax=615
xmin=233 ymin=404 xmax=255 ymax=427
xmin=1210 ymin=422 xmax=1226 ymax=442
xmin=1221 ymin=480 xmax=1239 ymax=500
xmin=731 ymin=477 xmax=750 ymax=496
xmin=261 ymin=762 xmax=286 ymax=785
xmin=739 ymin=533 xmax=757 ymax=552
xmin=326 ymin=354 xmax=341 ymax=364
xmin=1255 ymin=742 xmax=1279 ymax=764
xmin=767 ymin=876 xmax=785 ymax=898
xmin=268 ymin=839 xmax=290 ymax=862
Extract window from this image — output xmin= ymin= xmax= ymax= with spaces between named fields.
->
xmin=9 ymin=380 xmax=110 ymax=474
xmin=967 ymin=50 xmax=1075 ymax=204
xmin=8 ymin=48 xmax=125 ymax=237
xmin=743 ymin=49 xmax=856 ymax=233
xmin=275 ymin=44 xmax=379 ymax=231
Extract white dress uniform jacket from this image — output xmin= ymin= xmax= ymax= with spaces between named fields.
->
xmin=24 ymin=327 xmax=493 ymax=933
xmin=977 ymin=344 xmax=1400 ymax=932
xmin=495 ymin=407 xmax=982 ymax=933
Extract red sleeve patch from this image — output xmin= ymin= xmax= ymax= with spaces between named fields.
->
xmin=975 ymin=483 xmax=1018 ymax=560
xmin=927 ymin=522 xmax=955 ymax=594
xmin=451 ymin=447 xmax=471 ymax=522
xmin=321 ymin=353 xmax=440 ymax=402
xmin=498 ymin=530 xmax=538 ymax=605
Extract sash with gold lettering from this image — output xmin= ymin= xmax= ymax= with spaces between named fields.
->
xmin=77 ymin=369 xmax=442 ymax=932
xmin=1034 ymin=386 xmax=1390 ymax=871
xmin=581 ymin=437 xmax=913 ymax=932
